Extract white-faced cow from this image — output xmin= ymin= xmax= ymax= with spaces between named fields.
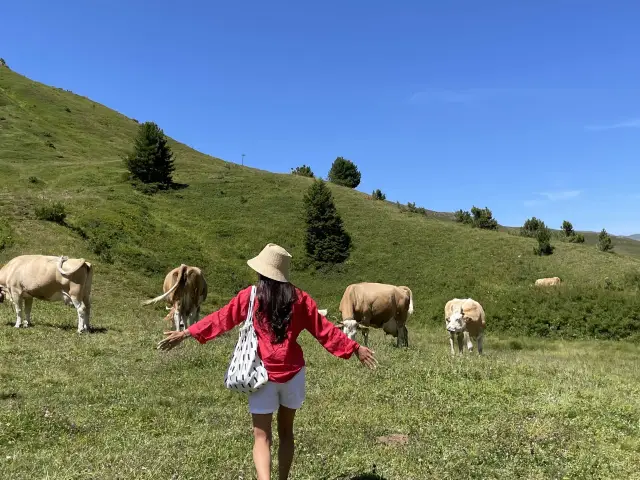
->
xmin=143 ymin=264 xmax=207 ymax=331
xmin=0 ymin=254 xmax=93 ymax=333
xmin=335 ymin=282 xmax=414 ymax=348
xmin=444 ymin=298 xmax=486 ymax=355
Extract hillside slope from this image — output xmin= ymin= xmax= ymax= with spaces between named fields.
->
xmin=1 ymin=66 xmax=639 ymax=338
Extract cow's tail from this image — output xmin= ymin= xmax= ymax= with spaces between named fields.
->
xmin=142 ymin=264 xmax=187 ymax=306
xmin=57 ymin=256 xmax=72 ymax=276
xmin=402 ymin=286 xmax=414 ymax=315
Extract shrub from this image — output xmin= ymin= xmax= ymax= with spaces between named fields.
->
xmin=454 ymin=209 xmax=472 ymax=225
xmin=34 ymin=202 xmax=67 ymax=225
xmin=562 ymin=220 xmax=574 ymax=237
xmin=533 ymin=225 xmax=554 ymax=256
xmin=327 ymin=156 xmax=361 ymax=188
xmin=124 ymin=121 xmax=176 ymax=188
xmin=568 ymin=233 xmax=585 ymax=243
xmin=0 ymin=58 xmax=6 ymax=68
xmin=470 ymin=206 xmax=498 ymax=230
xmin=291 ymin=165 xmax=314 ymax=178
xmin=520 ymin=217 xmax=545 ymax=238
xmin=28 ymin=176 xmax=43 ymax=185
xmin=303 ymin=179 xmax=352 ymax=265
xmin=371 ymin=189 xmax=386 ymax=201
xmin=597 ymin=228 xmax=613 ymax=252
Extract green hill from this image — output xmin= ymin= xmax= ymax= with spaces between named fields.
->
xmin=629 ymin=234 xmax=640 ymax=241
xmin=2 ymin=66 xmax=640 ymax=479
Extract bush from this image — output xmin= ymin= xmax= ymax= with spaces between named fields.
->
xmin=470 ymin=206 xmax=498 ymax=230
xmin=520 ymin=217 xmax=545 ymax=238
xmin=562 ymin=220 xmax=574 ymax=237
xmin=327 ymin=156 xmax=361 ymax=188
xmin=34 ymin=202 xmax=67 ymax=225
xmin=124 ymin=121 xmax=176 ymax=188
xmin=454 ymin=209 xmax=472 ymax=225
xmin=28 ymin=176 xmax=43 ymax=185
xmin=533 ymin=225 xmax=554 ymax=255
xmin=0 ymin=58 xmax=7 ymax=68
xmin=303 ymin=179 xmax=352 ymax=265
xmin=291 ymin=165 xmax=314 ymax=178
xmin=597 ymin=228 xmax=613 ymax=252
xmin=371 ymin=189 xmax=386 ymax=201
xmin=568 ymin=233 xmax=585 ymax=243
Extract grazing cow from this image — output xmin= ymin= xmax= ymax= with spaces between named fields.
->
xmin=535 ymin=277 xmax=562 ymax=286
xmin=444 ymin=298 xmax=486 ymax=355
xmin=0 ymin=254 xmax=93 ymax=333
xmin=143 ymin=264 xmax=207 ymax=331
xmin=335 ymin=282 xmax=413 ymax=348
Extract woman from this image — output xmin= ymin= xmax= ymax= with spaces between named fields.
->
xmin=157 ymin=243 xmax=377 ymax=480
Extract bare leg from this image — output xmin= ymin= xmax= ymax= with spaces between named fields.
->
xmin=24 ymin=297 xmax=33 ymax=327
xmin=252 ymin=413 xmax=273 ymax=480
xmin=277 ymin=406 xmax=297 ymax=480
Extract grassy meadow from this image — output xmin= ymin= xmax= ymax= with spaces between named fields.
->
xmin=2 ymin=66 xmax=640 ymax=479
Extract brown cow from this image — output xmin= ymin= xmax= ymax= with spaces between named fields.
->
xmin=444 ymin=298 xmax=486 ymax=355
xmin=143 ymin=264 xmax=207 ymax=331
xmin=535 ymin=277 xmax=561 ymax=286
xmin=335 ymin=282 xmax=413 ymax=347
xmin=0 ymin=255 xmax=93 ymax=333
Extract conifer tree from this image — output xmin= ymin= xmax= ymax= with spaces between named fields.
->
xmin=303 ymin=179 xmax=352 ymax=264
xmin=124 ymin=121 xmax=175 ymax=187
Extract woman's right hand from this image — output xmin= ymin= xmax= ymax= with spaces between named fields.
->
xmin=356 ymin=346 xmax=378 ymax=370
xmin=157 ymin=330 xmax=190 ymax=351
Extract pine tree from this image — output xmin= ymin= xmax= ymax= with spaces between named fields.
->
xmin=124 ymin=121 xmax=176 ymax=187
xmin=561 ymin=220 xmax=574 ymax=237
xmin=303 ymin=179 xmax=352 ymax=264
xmin=597 ymin=228 xmax=613 ymax=252
xmin=328 ymin=156 xmax=361 ymax=188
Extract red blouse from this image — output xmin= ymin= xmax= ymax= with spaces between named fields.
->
xmin=187 ymin=286 xmax=361 ymax=383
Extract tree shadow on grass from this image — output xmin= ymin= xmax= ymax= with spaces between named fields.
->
xmin=333 ymin=470 xmax=388 ymax=480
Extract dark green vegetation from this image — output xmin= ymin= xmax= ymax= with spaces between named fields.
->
xmin=328 ymin=156 xmax=361 ymax=188
xmin=303 ymin=179 xmax=352 ymax=266
xmin=1 ymin=67 xmax=640 ymax=478
xmin=290 ymin=164 xmax=314 ymax=178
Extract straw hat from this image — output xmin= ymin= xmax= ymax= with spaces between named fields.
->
xmin=247 ymin=243 xmax=292 ymax=283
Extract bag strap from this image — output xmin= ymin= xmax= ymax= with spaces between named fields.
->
xmin=246 ymin=285 xmax=257 ymax=327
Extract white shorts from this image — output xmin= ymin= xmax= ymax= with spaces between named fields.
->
xmin=248 ymin=367 xmax=306 ymax=414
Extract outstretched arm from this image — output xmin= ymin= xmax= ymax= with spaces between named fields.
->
xmin=157 ymin=287 xmax=251 ymax=350
xmin=303 ymin=295 xmax=377 ymax=369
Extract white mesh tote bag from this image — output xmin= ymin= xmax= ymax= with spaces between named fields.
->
xmin=224 ymin=286 xmax=269 ymax=393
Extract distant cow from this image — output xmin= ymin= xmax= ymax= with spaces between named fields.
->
xmin=143 ymin=264 xmax=207 ymax=331
xmin=444 ymin=298 xmax=486 ymax=355
xmin=0 ymin=254 xmax=93 ymax=333
xmin=335 ymin=282 xmax=413 ymax=348
xmin=535 ymin=277 xmax=561 ymax=286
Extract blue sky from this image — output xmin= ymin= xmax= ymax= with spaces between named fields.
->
xmin=4 ymin=0 xmax=640 ymax=235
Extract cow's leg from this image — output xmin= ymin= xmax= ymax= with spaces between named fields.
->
xmin=173 ymin=308 xmax=182 ymax=331
xmin=12 ymin=294 xmax=24 ymax=328
xmin=456 ymin=332 xmax=464 ymax=354
xmin=23 ymin=297 xmax=33 ymax=327
xmin=362 ymin=327 xmax=369 ymax=347
xmin=73 ymin=299 xmax=89 ymax=333
xmin=449 ymin=331 xmax=456 ymax=355
xmin=464 ymin=331 xmax=473 ymax=352
xmin=477 ymin=331 xmax=484 ymax=355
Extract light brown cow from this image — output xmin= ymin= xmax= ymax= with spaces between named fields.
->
xmin=444 ymin=298 xmax=486 ymax=355
xmin=143 ymin=264 xmax=207 ymax=331
xmin=0 ymin=255 xmax=93 ymax=333
xmin=335 ymin=282 xmax=414 ymax=348
xmin=535 ymin=277 xmax=562 ymax=286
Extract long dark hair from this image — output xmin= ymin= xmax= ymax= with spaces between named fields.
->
xmin=256 ymin=274 xmax=298 ymax=344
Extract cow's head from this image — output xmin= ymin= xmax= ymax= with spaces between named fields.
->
xmin=446 ymin=306 xmax=466 ymax=333
xmin=335 ymin=319 xmax=362 ymax=340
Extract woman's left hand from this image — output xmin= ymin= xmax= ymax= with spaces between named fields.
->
xmin=157 ymin=330 xmax=190 ymax=351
